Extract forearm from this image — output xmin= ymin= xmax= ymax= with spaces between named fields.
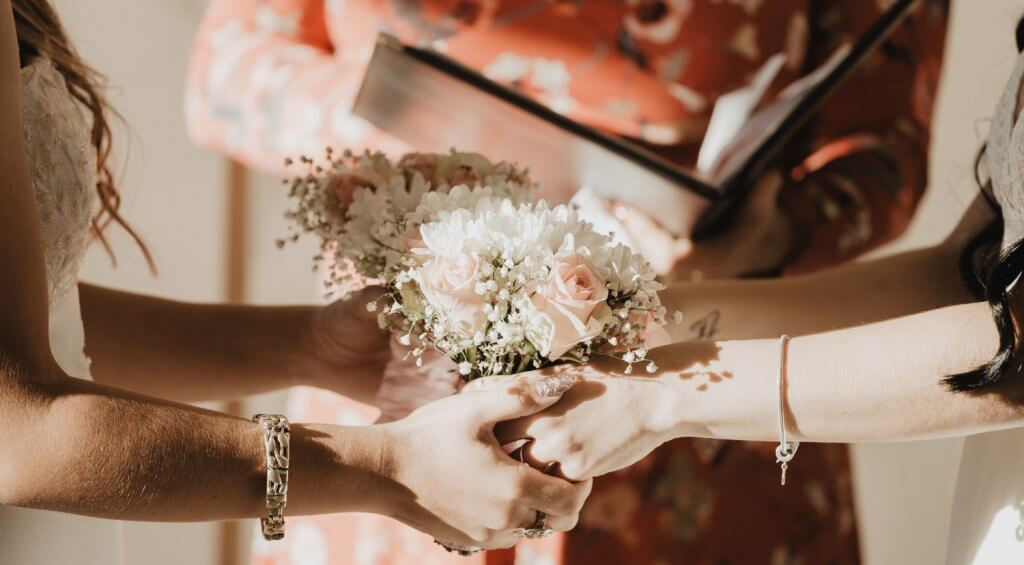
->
xmin=646 ymin=301 xmax=1015 ymax=443
xmin=0 ymin=369 xmax=391 ymax=521
xmin=80 ymin=284 xmax=374 ymax=403
xmin=662 ymin=245 xmax=971 ymax=342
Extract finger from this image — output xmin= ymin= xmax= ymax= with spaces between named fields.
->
xmin=517 ymin=467 xmax=591 ymax=517
xmin=480 ymin=530 xmax=519 ymax=551
xmin=428 ymin=523 xmax=488 ymax=554
xmin=494 ymin=418 xmax=531 ymax=445
xmin=461 ymin=374 xmax=516 ymax=393
xmin=545 ymin=512 xmax=580 ymax=533
xmin=516 ymin=437 xmax=556 ymax=472
xmin=465 ymin=374 xmax=577 ymax=424
xmin=614 ymin=202 xmax=690 ymax=249
xmin=499 ymin=438 xmax=530 ymax=456
xmin=508 ymin=505 xmax=538 ymax=531
xmin=523 ymin=441 xmax=595 ymax=482
xmin=614 ymin=204 xmax=690 ymax=273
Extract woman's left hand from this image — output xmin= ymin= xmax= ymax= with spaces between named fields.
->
xmin=471 ymin=369 xmax=679 ymax=481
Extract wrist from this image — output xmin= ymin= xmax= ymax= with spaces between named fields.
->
xmin=305 ymin=304 xmax=346 ymax=388
xmin=367 ymin=421 xmax=416 ymax=520
xmin=650 ymin=340 xmax=778 ymax=441
xmin=292 ymin=423 xmax=399 ymax=516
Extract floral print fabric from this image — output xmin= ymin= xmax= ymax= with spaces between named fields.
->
xmin=187 ymin=1 xmax=949 ymax=563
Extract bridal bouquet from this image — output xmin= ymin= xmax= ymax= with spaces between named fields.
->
xmin=283 ymin=149 xmax=674 ymax=416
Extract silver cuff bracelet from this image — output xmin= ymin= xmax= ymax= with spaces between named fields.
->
xmin=253 ymin=413 xmax=290 ymax=540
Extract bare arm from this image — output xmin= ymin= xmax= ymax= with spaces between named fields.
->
xmin=506 ymin=300 xmax=1011 ymax=480
xmin=662 ymin=197 xmax=995 ymax=342
xmin=662 ymin=246 xmax=966 ymax=342
xmin=79 ymin=283 xmax=385 ymax=404
xmin=662 ymin=301 xmax=1009 ymax=443
xmin=1 ymin=6 xmax=586 ymax=545
xmin=0 ymin=3 xmax=379 ymax=522
xmin=502 ymin=200 xmax=1008 ymax=478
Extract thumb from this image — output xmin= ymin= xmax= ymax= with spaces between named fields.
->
xmin=466 ymin=374 xmax=577 ymax=424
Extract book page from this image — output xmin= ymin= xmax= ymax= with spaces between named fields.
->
xmin=696 ymin=53 xmax=787 ymax=174
xmin=707 ymin=44 xmax=852 ymax=185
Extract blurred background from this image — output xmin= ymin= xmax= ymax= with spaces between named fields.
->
xmin=56 ymin=0 xmax=1023 ymax=563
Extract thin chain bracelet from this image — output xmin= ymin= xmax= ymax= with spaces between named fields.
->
xmin=253 ymin=414 xmax=290 ymax=540
xmin=775 ymin=335 xmax=799 ymax=486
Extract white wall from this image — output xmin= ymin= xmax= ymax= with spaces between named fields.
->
xmin=57 ymin=1 xmax=224 ymax=564
xmin=51 ymin=0 xmax=1024 ymax=563
xmin=853 ymin=2 xmax=1024 ymax=564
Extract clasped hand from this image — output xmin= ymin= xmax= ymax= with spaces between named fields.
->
xmin=467 ymin=368 xmax=679 ymax=482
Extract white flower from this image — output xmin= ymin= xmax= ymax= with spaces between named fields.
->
xmin=285 ymin=147 xmax=670 ymax=382
xmin=521 ymin=299 xmax=557 ymax=357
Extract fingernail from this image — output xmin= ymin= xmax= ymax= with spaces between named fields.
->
xmin=534 ymin=374 xmax=577 ymax=398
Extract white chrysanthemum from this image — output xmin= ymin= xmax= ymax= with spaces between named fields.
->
xmin=285 ymin=147 xmax=674 ymax=383
xmin=283 ymin=149 xmax=534 ymax=297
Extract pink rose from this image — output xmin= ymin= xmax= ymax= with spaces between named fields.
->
xmin=398 ymin=153 xmax=440 ymax=183
xmin=327 ymin=173 xmax=374 ymax=208
xmin=417 ymin=253 xmax=487 ymax=335
xmin=447 ymin=166 xmax=484 ymax=187
xmin=434 ymin=152 xmax=493 ymax=186
xmin=532 ymin=255 xmax=610 ymax=358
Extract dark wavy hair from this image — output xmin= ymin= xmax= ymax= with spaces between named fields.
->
xmin=943 ymin=148 xmax=1023 ymax=392
xmin=943 ymin=18 xmax=1024 ymax=392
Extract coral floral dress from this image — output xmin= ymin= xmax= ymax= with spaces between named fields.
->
xmin=188 ymin=1 xmax=949 ymax=563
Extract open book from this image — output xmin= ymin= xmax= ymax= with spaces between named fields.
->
xmin=352 ymin=0 xmax=918 ymax=238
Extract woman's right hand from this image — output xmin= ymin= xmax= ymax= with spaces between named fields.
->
xmin=378 ymin=373 xmax=591 ymax=550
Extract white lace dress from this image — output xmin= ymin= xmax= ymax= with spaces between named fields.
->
xmin=0 ymin=58 xmax=122 ymax=564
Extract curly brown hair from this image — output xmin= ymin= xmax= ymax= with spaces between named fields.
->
xmin=13 ymin=0 xmax=154 ymax=271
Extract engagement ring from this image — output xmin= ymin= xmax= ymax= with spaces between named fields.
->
xmin=514 ymin=510 xmax=554 ymax=539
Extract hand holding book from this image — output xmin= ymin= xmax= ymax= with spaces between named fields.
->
xmin=611 ymin=171 xmax=791 ymax=280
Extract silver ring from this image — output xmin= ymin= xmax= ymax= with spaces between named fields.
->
xmin=433 ymin=539 xmax=483 ymax=556
xmin=514 ymin=510 xmax=554 ymax=539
